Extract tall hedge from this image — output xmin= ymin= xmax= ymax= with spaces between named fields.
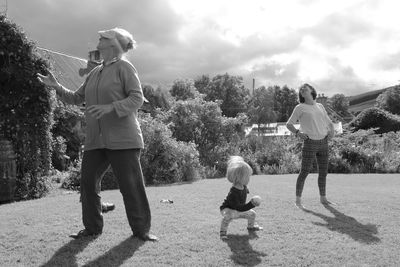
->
xmin=0 ymin=15 xmax=53 ymax=200
xmin=349 ymin=107 xmax=400 ymax=134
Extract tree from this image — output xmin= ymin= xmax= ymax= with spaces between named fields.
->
xmin=195 ymin=73 xmax=250 ymax=117
xmin=167 ymin=97 xmax=247 ymax=167
xmin=329 ymin=93 xmax=349 ymax=116
xmin=376 ymin=85 xmax=400 ymax=115
xmin=170 ymin=78 xmax=199 ymax=101
xmin=272 ymin=85 xmax=298 ymax=122
xmin=142 ymin=84 xmax=170 ymax=114
xmin=194 ymin=74 xmax=210 ymax=95
xmin=0 ymin=15 xmax=53 ymax=200
xmin=247 ymin=86 xmax=276 ymax=134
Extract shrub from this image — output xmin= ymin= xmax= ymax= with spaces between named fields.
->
xmin=140 ymin=113 xmax=203 ymax=184
xmin=340 ymin=146 xmax=377 ymax=173
xmin=52 ymin=100 xmax=84 ymax=163
xmin=167 ymin=97 xmax=247 ymax=169
xmin=375 ymin=85 xmax=400 ymax=115
xmin=328 ymin=156 xmax=351 ymax=173
xmin=349 ymin=107 xmax=400 ymax=134
xmin=61 ymin=161 xmax=81 ymax=191
xmin=51 ymin=135 xmax=69 ymax=171
xmin=0 ymin=15 xmax=53 ymax=200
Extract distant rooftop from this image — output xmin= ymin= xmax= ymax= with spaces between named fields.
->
xmin=36 ymin=47 xmax=87 ymax=91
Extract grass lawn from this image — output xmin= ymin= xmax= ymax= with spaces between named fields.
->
xmin=1 ymin=173 xmax=399 ymax=266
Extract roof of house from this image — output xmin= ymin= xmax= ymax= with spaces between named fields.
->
xmin=36 ymin=47 xmax=150 ymax=109
xmin=36 ymin=47 xmax=87 ymax=91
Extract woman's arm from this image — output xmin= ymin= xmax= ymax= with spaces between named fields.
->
xmin=37 ymin=71 xmax=85 ymax=105
xmin=112 ymin=62 xmax=144 ymax=118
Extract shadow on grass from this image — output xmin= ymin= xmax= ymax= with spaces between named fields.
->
xmin=40 ymin=237 xmax=95 ymax=267
xmin=82 ymin=236 xmax=144 ymax=267
xmin=223 ymin=232 xmax=267 ymax=266
xmin=303 ymin=204 xmax=380 ymax=244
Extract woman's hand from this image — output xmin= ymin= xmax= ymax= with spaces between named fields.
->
xmin=297 ymin=132 xmax=309 ymax=140
xmin=37 ymin=71 xmax=60 ymax=88
xmin=86 ymin=104 xmax=114 ymax=119
xmin=327 ymin=129 xmax=335 ymax=139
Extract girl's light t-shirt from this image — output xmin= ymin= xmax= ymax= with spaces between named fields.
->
xmin=287 ymin=103 xmax=332 ymax=140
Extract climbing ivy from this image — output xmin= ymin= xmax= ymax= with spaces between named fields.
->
xmin=0 ymin=15 xmax=53 ymax=200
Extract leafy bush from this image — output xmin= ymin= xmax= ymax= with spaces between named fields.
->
xmin=375 ymin=85 xmax=400 ymax=115
xmin=167 ymin=97 xmax=248 ymax=170
xmin=349 ymin=107 xmax=400 ymax=134
xmin=52 ymin=100 xmax=84 ymax=163
xmin=328 ymin=156 xmax=351 ymax=173
xmin=51 ymin=136 xmax=68 ymax=171
xmin=0 ymin=15 xmax=53 ymax=200
xmin=340 ymin=146 xmax=378 ymax=173
xmin=140 ymin=113 xmax=203 ymax=184
xmin=61 ymin=160 xmax=81 ymax=190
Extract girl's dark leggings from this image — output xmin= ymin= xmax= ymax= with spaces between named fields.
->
xmin=296 ymin=136 xmax=329 ymax=197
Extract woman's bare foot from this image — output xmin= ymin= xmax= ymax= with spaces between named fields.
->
xmin=295 ymin=197 xmax=306 ymax=210
xmin=320 ymin=196 xmax=336 ymax=205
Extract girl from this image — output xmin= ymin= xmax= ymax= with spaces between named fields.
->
xmin=219 ymin=156 xmax=263 ymax=239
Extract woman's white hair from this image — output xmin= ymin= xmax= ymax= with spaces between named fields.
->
xmin=98 ymin=27 xmax=137 ymax=53
xmin=226 ymin=156 xmax=252 ymax=185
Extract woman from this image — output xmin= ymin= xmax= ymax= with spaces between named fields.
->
xmin=286 ymin=83 xmax=335 ymax=210
xmin=38 ymin=28 xmax=157 ymax=241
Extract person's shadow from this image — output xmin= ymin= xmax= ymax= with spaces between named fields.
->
xmin=303 ymin=204 xmax=380 ymax=244
xmin=40 ymin=236 xmax=143 ymax=267
xmin=223 ymin=232 xmax=267 ymax=266
xmin=40 ymin=237 xmax=94 ymax=267
xmin=82 ymin=237 xmax=144 ymax=267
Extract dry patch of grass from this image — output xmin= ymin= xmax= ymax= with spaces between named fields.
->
xmin=1 ymin=174 xmax=399 ymax=266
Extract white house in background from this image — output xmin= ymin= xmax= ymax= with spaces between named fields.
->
xmin=245 ymin=122 xmax=343 ymax=137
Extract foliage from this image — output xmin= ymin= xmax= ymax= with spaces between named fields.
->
xmin=193 ymin=74 xmax=211 ymax=94
xmin=140 ymin=112 xmax=203 ymax=184
xmin=375 ymin=85 xmax=400 ymax=115
xmin=349 ymin=107 xmax=400 ymax=134
xmin=51 ymin=100 xmax=84 ymax=166
xmin=272 ymin=85 xmax=299 ymax=122
xmin=0 ymin=15 xmax=53 ymax=200
xmin=167 ymin=97 xmax=248 ymax=170
xmin=247 ymin=86 xmax=277 ymax=128
xmin=194 ymin=73 xmax=250 ymax=117
xmin=329 ymin=93 xmax=350 ymax=117
xmin=142 ymin=84 xmax=171 ymax=116
xmin=51 ymin=135 xmax=68 ymax=171
xmin=169 ymin=78 xmax=200 ymax=101
xmin=61 ymin=161 xmax=81 ymax=190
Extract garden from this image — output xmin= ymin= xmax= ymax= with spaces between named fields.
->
xmin=1 ymin=13 xmax=400 ymax=267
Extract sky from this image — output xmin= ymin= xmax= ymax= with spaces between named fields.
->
xmin=4 ymin=0 xmax=400 ymax=96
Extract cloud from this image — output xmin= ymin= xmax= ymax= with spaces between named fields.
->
xmin=373 ymin=51 xmax=400 ymax=71
xmin=305 ymin=12 xmax=373 ymax=48
xmin=310 ymin=57 xmax=370 ymax=96
xmin=8 ymin=0 xmax=183 ymax=58
xmin=7 ymin=0 xmax=400 ymax=96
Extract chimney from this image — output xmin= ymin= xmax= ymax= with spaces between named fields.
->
xmin=79 ymin=50 xmax=102 ymax=77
